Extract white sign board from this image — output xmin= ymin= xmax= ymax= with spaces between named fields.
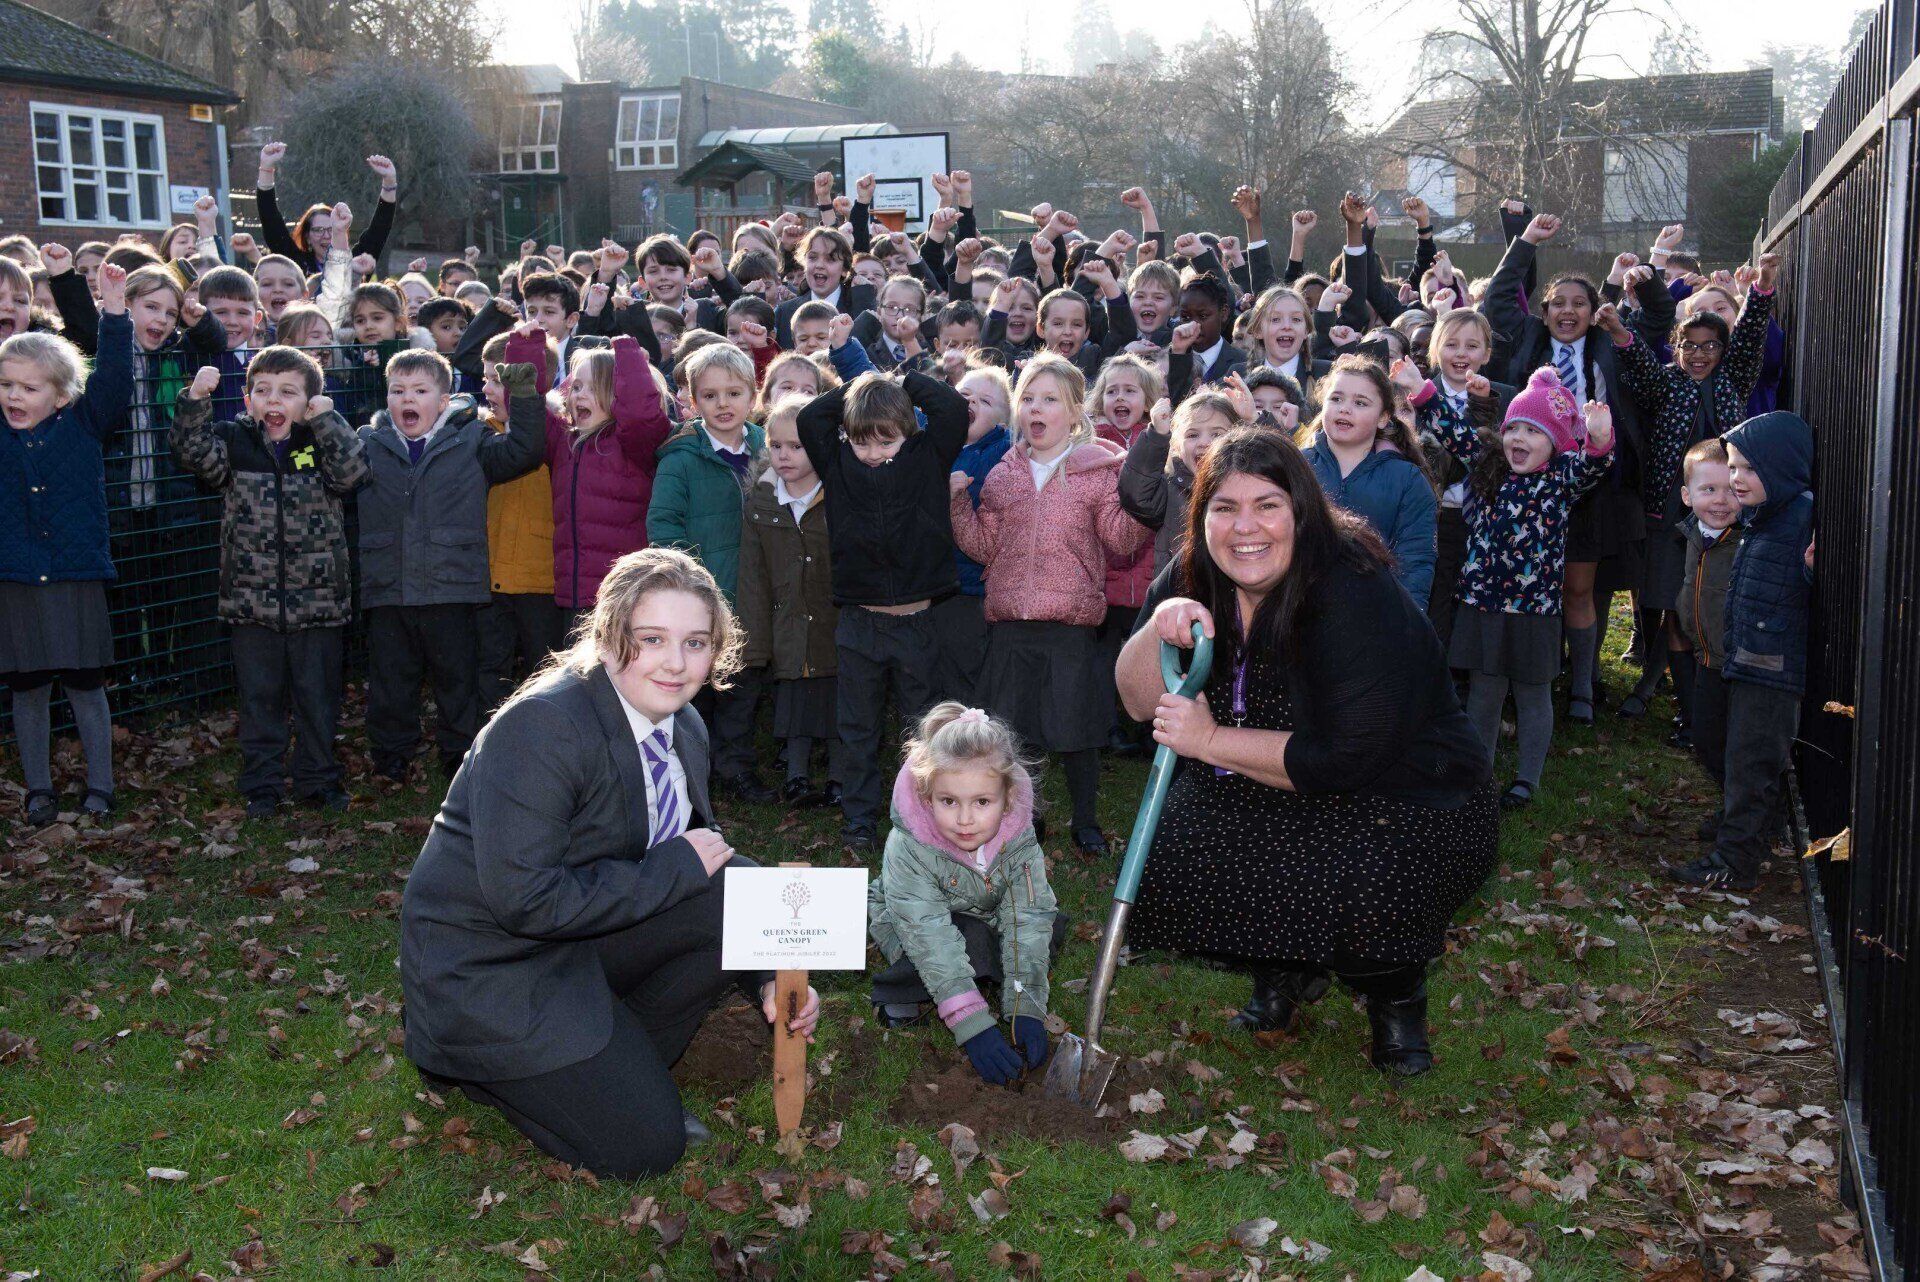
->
xmin=722 ymin=867 xmax=869 ymax=970
xmin=169 ymin=184 xmax=210 ymax=215
xmin=841 ymin=133 xmax=950 ymax=233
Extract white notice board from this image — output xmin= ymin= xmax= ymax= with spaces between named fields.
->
xmin=721 ymin=866 xmax=870 ymax=970
xmin=841 ymin=133 xmax=950 ymax=233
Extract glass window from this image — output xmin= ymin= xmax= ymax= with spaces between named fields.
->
xmin=1604 ymin=141 xmax=1689 ymax=224
xmin=30 ymin=103 xmax=169 ymax=227
xmin=498 ymin=100 xmax=561 ymax=172
xmin=616 ymin=94 xmax=680 ymax=170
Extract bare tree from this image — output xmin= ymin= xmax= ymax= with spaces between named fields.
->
xmin=573 ymin=0 xmax=652 ymax=82
xmin=1385 ymin=0 xmax=1697 ymax=238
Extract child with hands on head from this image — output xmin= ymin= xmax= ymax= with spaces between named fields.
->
xmin=867 ymin=703 xmax=1058 ymax=1086
xmin=949 ymin=354 xmax=1151 ymax=856
xmin=0 ymin=262 xmax=134 ymax=824
xmin=1397 ymin=355 xmax=1615 ymax=810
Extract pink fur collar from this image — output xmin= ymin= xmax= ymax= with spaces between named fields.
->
xmin=890 ymin=764 xmax=1035 ymax=873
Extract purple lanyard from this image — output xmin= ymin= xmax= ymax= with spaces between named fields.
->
xmin=1215 ymin=646 xmax=1249 ymax=777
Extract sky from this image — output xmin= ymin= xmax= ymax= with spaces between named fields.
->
xmin=489 ymin=0 xmax=1875 ymax=129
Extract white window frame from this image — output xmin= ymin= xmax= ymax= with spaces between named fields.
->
xmin=1603 ymin=139 xmax=1689 ymax=224
xmin=31 ymin=101 xmax=170 ymax=229
xmin=1405 ymin=154 xmax=1456 ymax=219
xmin=499 ymin=99 xmax=561 ymax=174
xmin=615 ymin=93 xmax=679 ymax=171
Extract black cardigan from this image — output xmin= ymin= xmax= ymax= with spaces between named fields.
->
xmin=256 ymin=185 xmax=395 ymax=276
xmin=1138 ymin=558 xmax=1490 ymax=808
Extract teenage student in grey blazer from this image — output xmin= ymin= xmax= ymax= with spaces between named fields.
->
xmin=400 ymin=548 xmax=820 ymax=1178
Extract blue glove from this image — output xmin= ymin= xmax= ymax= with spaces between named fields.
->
xmin=1012 ymin=1015 xmax=1049 ymax=1069
xmin=961 ymin=1026 xmax=1025 ymax=1085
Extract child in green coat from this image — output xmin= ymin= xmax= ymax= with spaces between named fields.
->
xmin=647 ymin=341 xmax=769 ymax=797
xmin=868 ymin=703 xmax=1062 ymax=1086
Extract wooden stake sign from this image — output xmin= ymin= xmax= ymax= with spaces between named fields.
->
xmin=772 ymin=863 xmax=809 ymax=1136
xmin=721 ymin=863 xmax=869 ymax=1137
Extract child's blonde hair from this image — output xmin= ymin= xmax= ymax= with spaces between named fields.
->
xmin=275 ymin=304 xmax=334 ymax=351
xmin=548 ymin=546 xmax=743 ymax=691
xmin=903 ymin=702 xmax=1034 ymax=803
xmin=754 ymin=351 xmax=830 ymax=420
xmin=956 ymin=364 xmax=1011 ymax=423
xmin=569 ymin=345 xmax=616 ymax=437
xmin=1242 ymin=285 xmax=1310 ymax=362
xmin=1169 ymin=391 xmax=1240 ymax=474
xmin=1088 ymin=353 xmax=1164 ymax=422
xmin=0 ymin=330 xmax=85 ymax=404
xmin=1426 ymin=308 xmax=1493 ymax=368
xmin=1011 ymin=353 xmax=1093 ymax=449
xmin=683 ymin=342 xmax=756 ymax=401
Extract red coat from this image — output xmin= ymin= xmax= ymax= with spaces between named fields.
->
xmin=1096 ymin=420 xmax=1156 ymax=611
xmin=545 ymin=335 xmax=673 ymax=609
xmin=951 ymin=437 xmax=1150 ymax=628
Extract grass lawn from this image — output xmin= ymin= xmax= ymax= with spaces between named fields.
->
xmin=0 ymin=641 xmax=1853 ymax=1280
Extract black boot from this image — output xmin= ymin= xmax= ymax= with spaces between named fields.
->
xmin=1227 ymin=967 xmax=1330 ymax=1034
xmin=1365 ymin=979 xmax=1432 ymax=1076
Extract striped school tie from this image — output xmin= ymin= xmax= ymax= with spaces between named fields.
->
xmin=641 ymin=729 xmax=684 ymax=846
xmin=1553 ymin=342 xmax=1579 ymax=396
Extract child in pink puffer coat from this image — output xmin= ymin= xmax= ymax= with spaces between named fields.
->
xmin=949 ymin=353 xmax=1150 ymax=856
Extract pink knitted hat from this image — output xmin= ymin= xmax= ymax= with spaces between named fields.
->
xmin=1503 ymin=366 xmax=1584 ymax=454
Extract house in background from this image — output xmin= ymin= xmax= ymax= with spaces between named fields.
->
xmin=474 ymin=69 xmax=885 ymax=252
xmin=0 ymin=0 xmax=239 ymax=247
xmin=1373 ymin=69 xmax=1785 ymax=250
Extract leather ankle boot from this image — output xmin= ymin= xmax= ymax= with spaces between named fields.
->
xmin=1366 ymin=980 xmax=1433 ymax=1076
xmin=1228 ymin=967 xmax=1330 ymax=1034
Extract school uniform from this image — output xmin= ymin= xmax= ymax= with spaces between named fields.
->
xmin=739 ymin=473 xmax=842 ymax=788
xmin=355 ymin=381 xmax=545 ymax=777
xmin=773 ymin=282 xmax=878 ymax=350
xmin=400 ymin=665 xmax=768 ymax=1178
xmin=797 ymin=360 xmax=971 ymax=840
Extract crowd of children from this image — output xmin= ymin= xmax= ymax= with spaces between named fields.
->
xmin=2 ymin=151 xmax=1818 ymax=1080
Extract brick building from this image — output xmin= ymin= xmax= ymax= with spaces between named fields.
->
xmin=1373 ymin=69 xmax=1786 ymax=250
xmin=475 ymin=68 xmax=879 ymax=252
xmin=0 ymin=0 xmax=239 ymax=248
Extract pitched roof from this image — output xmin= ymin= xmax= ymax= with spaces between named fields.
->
xmin=1383 ymin=68 xmax=1779 ymax=145
xmin=675 ymin=140 xmax=817 ymax=187
xmin=0 ymin=0 xmax=238 ymax=104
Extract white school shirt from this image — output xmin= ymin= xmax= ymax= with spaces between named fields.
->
xmin=1193 ymin=338 xmax=1226 ymax=381
xmin=1551 ymin=335 xmax=1589 ymax=404
xmin=1028 ymin=447 xmax=1070 ymax=491
xmin=611 ymin=681 xmax=690 ymax=843
xmin=774 ymin=475 xmax=822 ymax=524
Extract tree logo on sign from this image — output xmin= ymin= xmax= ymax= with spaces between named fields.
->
xmin=781 ymin=879 xmax=810 ymax=921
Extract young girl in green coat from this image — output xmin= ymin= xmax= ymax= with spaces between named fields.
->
xmin=868 ymin=703 xmax=1063 ymax=1086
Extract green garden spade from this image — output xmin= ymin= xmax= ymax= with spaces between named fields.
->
xmin=1042 ymin=622 xmax=1212 ymax=1108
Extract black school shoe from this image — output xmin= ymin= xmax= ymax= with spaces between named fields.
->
xmin=1499 ymin=780 xmax=1535 ymax=811
xmin=1073 ymin=826 xmax=1110 ymax=857
xmin=782 ymin=776 xmax=830 ymax=808
xmin=1667 ymin=852 xmax=1758 ymax=891
xmin=298 ymin=787 xmax=352 ymax=813
xmin=244 ymin=793 xmax=283 ymax=821
xmin=373 ymin=758 xmax=410 ymax=785
xmin=715 ymin=771 xmax=778 ymax=804
xmin=23 ymin=789 xmax=58 ymax=827
xmin=841 ymin=825 xmax=878 ymax=854
xmin=1367 ymin=981 xmax=1434 ymax=1076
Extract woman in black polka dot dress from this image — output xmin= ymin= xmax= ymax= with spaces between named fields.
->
xmin=1117 ymin=429 xmax=1497 ymax=1075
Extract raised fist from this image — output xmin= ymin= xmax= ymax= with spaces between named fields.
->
xmin=307 ymin=395 xmax=334 ymax=418
xmin=813 ymin=170 xmax=834 ymax=203
xmin=1230 ymin=186 xmax=1261 ymax=221
xmin=1521 ymin=214 xmax=1561 ymax=244
xmin=855 ymin=173 xmax=876 ymax=203
xmin=259 ymin=141 xmax=287 ymax=170
xmin=37 ymin=243 xmax=72 ymax=276
xmin=186 ymin=365 xmax=222 ymax=399
xmin=367 ymin=154 xmax=397 ymax=182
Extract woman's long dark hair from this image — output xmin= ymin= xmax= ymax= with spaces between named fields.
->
xmin=1178 ymin=428 xmax=1389 ymax=671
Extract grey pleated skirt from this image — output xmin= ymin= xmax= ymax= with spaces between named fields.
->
xmin=0 ymin=580 xmax=113 ymax=675
xmin=977 ymin=620 xmax=1108 ymax=752
xmin=1448 ymin=605 xmax=1562 ymax=685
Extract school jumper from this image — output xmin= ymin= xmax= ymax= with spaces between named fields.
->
xmin=170 ymin=388 xmax=369 ymax=804
xmin=796 ymin=362 xmax=971 ymax=841
xmin=479 ymin=328 xmax=566 ymax=712
xmin=355 ymin=374 xmax=545 ymax=777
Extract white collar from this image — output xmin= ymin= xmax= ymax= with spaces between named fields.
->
xmin=611 ymin=680 xmax=675 ymax=749
xmin=774 ymin=475 xmax=821 ymax=508
xmin=1196 ymin=338 xmax=1225 ymax=369
xmin=1555 ymin=333 xmax=1586 ymax=355
xmin=704 ymin=427 xmax=748 ymax=456
xmin=813 ymin=285 xmax=842 ymax=308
